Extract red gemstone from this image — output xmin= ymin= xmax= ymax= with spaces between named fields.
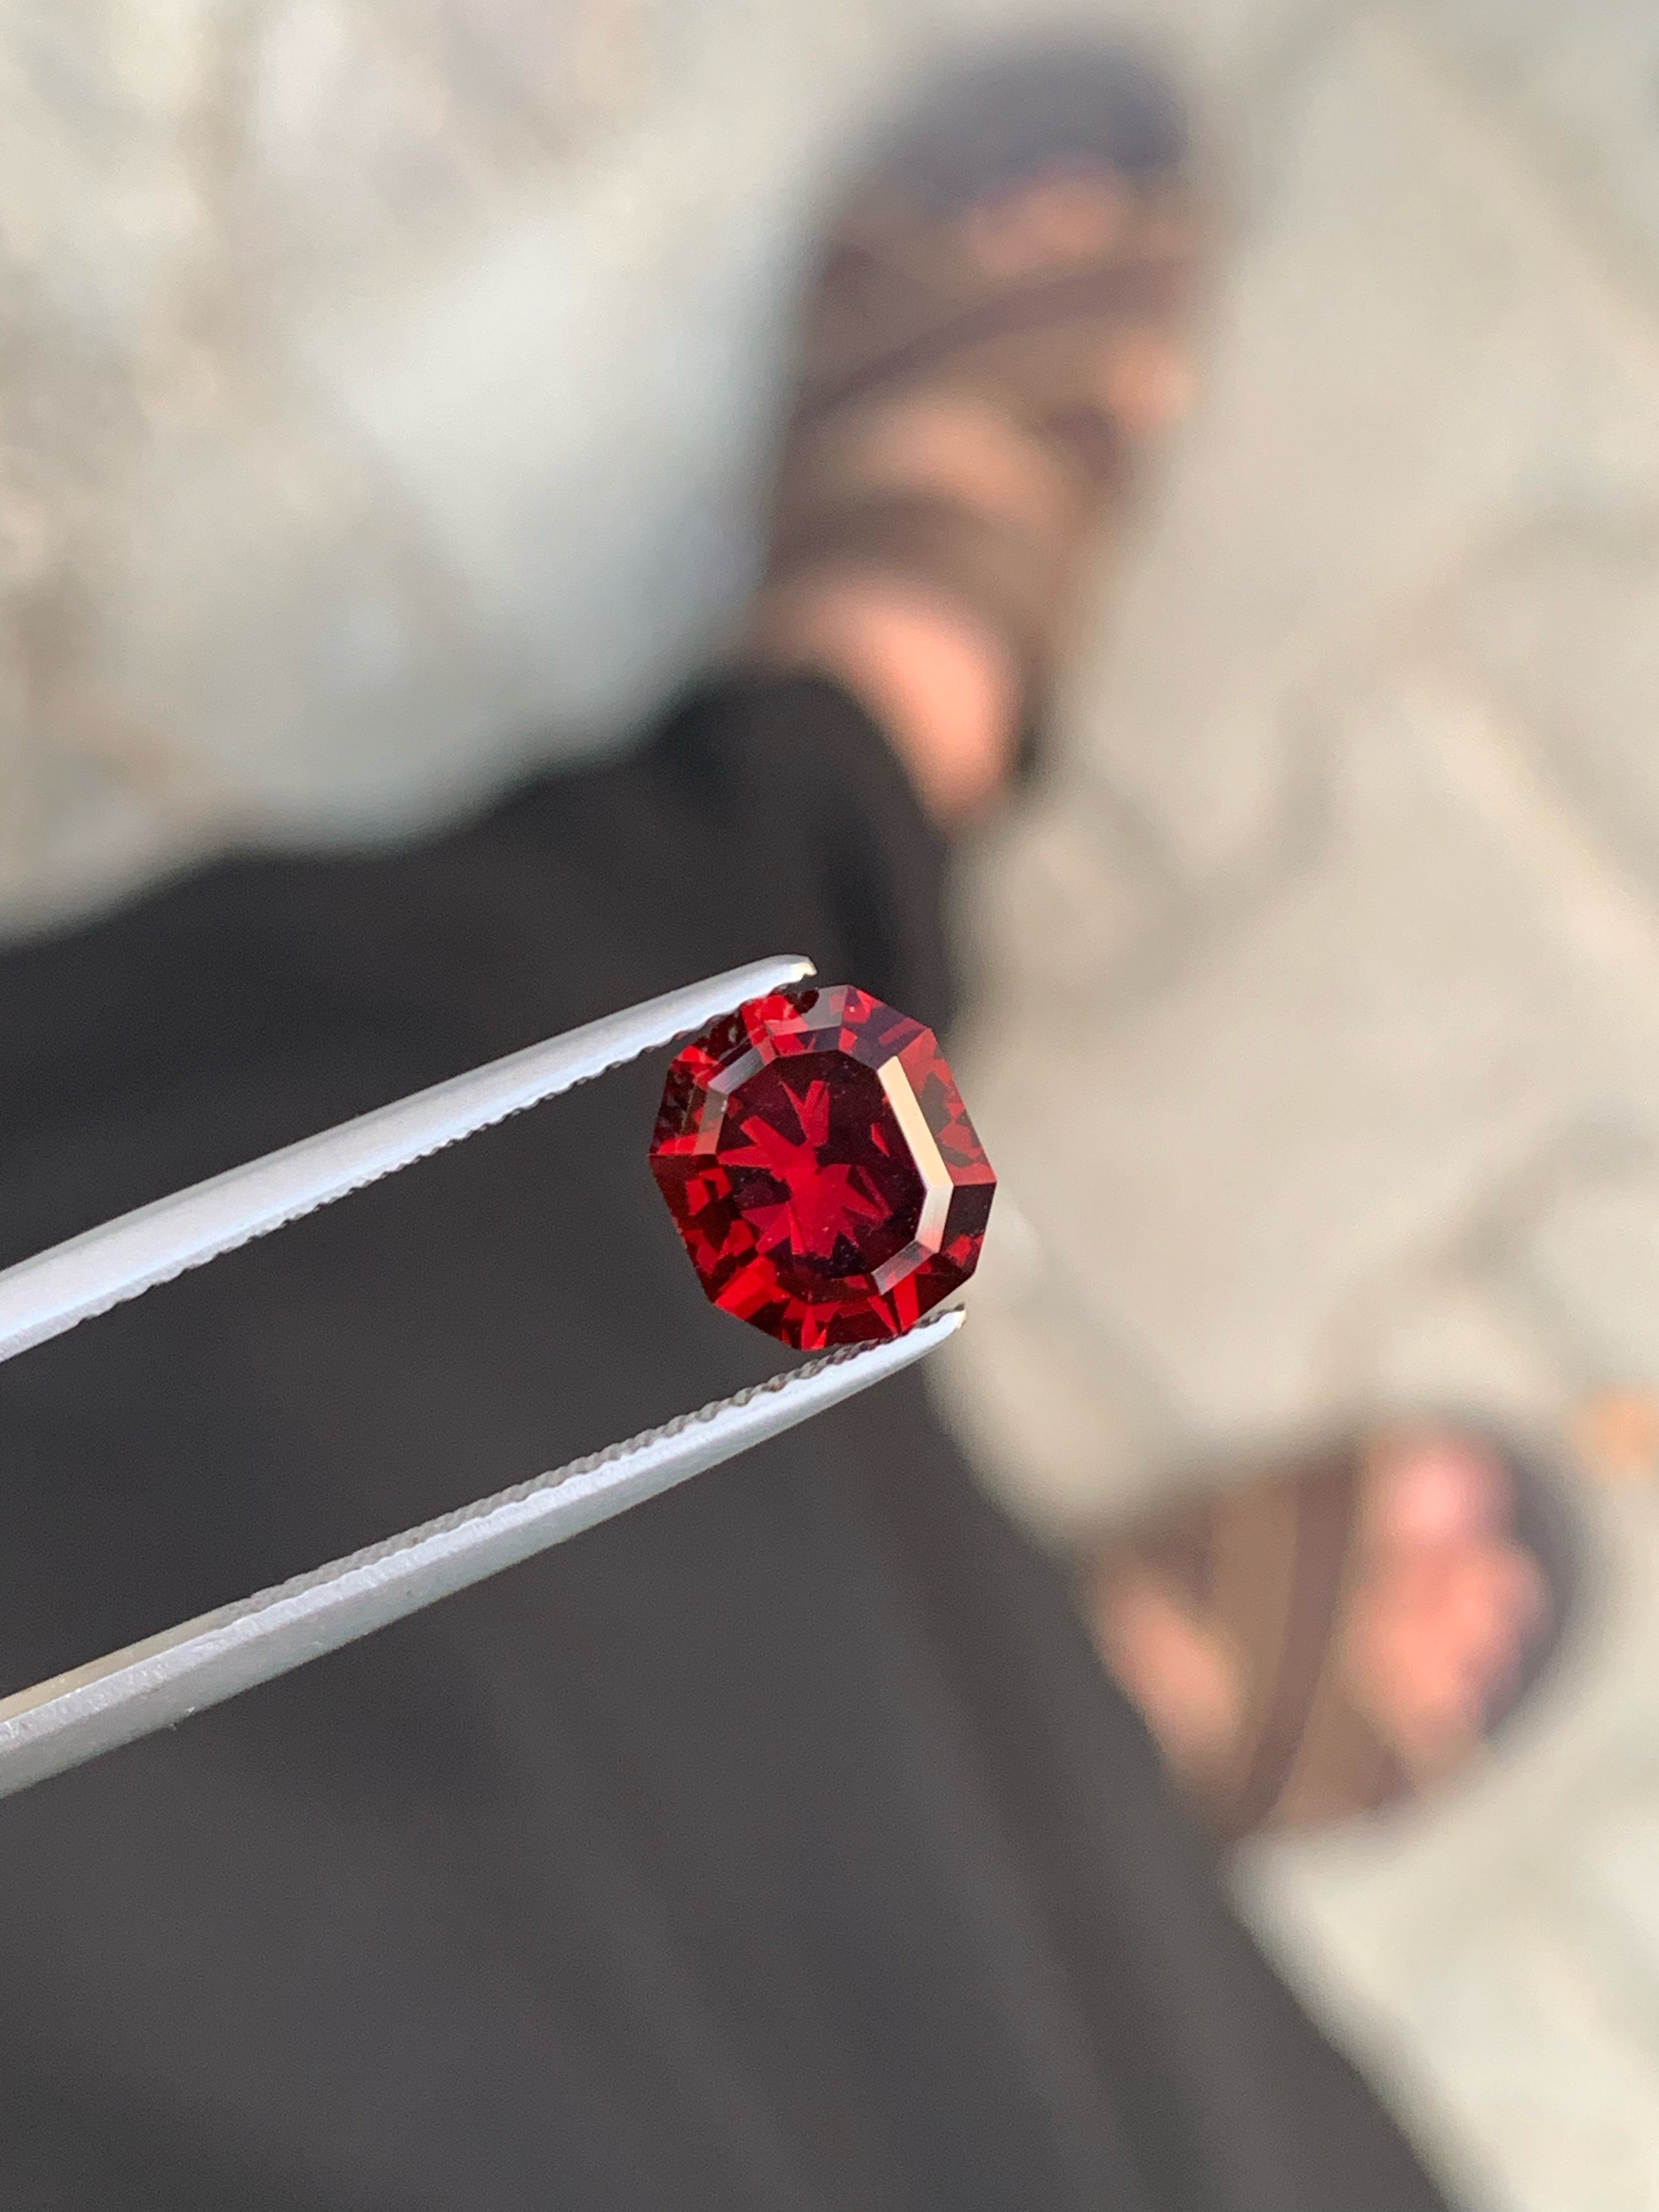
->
xmin=649 ymin=984 xmax=996 ymax=1350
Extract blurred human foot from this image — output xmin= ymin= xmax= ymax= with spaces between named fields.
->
xmin=1342 ymin=1431 xmax=1549 ymax=1775
xmin=1087 ymin=1425 xmax=1573 ymax=1839
xmin=744 ymin=43 xmax=1207 ymax=825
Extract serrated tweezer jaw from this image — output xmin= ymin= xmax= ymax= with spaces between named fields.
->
xmin=0 ymin=955 xmax=964 ymax=1802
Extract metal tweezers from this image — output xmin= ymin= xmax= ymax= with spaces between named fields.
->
xmin=0 ymin=953 xmax=962 ymax=1804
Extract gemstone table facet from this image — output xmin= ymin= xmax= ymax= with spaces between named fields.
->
xmin=648 ymin=985 xmax=996 ymax=1349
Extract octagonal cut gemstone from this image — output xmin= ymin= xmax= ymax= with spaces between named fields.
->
xmin=648 ymin=984 xmax=996 ymax=1349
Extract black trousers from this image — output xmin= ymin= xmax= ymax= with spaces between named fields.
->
xmin=0 ymin=676 xmax=1451 ymax=2210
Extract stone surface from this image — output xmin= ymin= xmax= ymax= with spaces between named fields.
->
xmin=972 ymin=669 xmax=1659 ymax=1442
xmin=1447 ymin=516 xmax=1659 ymax=895
xmin=1399 ymin=1895 xmax=1659 ymax=2212
xmin=950 ymin=780 xmax=1169 ymax=1007
xmin=1348 ymin=1271 xmax=1574 ymax=1429
xmin=1573 ymin=1788 xmax=1659 ymax=2028
xmin=1070 ymin=12 xmax=1659 ymax=891
xmin=1401 ymin=0 xmax=1659 ymax=296
xmin=1518 ymin=1150 xmax=1659 ymax=1387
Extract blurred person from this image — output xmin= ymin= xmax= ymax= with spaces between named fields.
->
xmin=0 ymin=42 xmax=1568 ymax=2211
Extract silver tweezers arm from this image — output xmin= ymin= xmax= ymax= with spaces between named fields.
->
xmin=0 ymin=953 xmax=814 ymax=1370
xmin=0 ymin=1310 xmax=961 ymax=1802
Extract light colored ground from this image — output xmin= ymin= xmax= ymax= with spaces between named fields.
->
xmin=9 ymin=3 xmax=1659 ymax=2203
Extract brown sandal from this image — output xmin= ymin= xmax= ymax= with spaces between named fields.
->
xmin=751 ymin=41 xmax=1209 ymax=748
xmin=1085 ymin=1426 xmax=1585 ymax=1842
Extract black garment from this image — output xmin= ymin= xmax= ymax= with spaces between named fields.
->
xmin=0 ymin=675 xmax=1451 ymax=2210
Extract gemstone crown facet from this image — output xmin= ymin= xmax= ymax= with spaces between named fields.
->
xmin=648 ymin=984 xmax=996 ymax=1349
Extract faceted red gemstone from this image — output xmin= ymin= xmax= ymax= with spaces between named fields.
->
xmin=649 ymin=984 xmax=996 ymax=1350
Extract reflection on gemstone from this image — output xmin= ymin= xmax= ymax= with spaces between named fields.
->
xmin=649 ymin=984 xmax=997 ymax=1349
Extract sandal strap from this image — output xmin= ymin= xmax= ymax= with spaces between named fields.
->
xmin=1206 ymin=1455 xmax=1402 ymax=1839
xmin=795 ymin=190 xmax=1198 ymax=424
xmin=1099 ymin=1448 xmax=1407 ymax=1842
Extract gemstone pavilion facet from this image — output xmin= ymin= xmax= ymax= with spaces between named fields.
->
xmin=649 ymin=985 xmax=996 ymax=1349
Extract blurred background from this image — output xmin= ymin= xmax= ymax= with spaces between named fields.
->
xmin=8 ymin=0 xmax=1659 ymax=2204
